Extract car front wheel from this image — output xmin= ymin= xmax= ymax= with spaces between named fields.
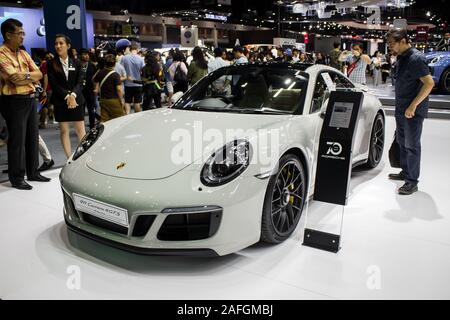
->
xmin=365 ymin=113 xmax=385 ymax=169
xmin=260 ymin=154 xmax=306 ymax=244
xmin=439 ymin=68 xmax=450 ymax=94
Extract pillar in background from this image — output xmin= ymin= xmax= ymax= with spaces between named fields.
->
xmin=42 ymin=0 xmax=88 ymax=51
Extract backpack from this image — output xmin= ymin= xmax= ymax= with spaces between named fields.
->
xmin=389 ymin=132 xmax=401 ymax=168
xmin=174 ymin=63 xmax=187 ymax=84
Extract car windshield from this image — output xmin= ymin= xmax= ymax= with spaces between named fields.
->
xmin=173 ymin=65 xmax=309 ymax=115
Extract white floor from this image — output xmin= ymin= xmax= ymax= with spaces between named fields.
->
xmin=1 ymin=116 xmax=450 ymax=300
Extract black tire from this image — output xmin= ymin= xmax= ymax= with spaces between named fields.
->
xmin=365 ymin=113 xmax=385 ymax=169
xmin=439 ymin=68 xmax=450 ymax=95
xmin=260 ymin=154 xmax=306 ymax=244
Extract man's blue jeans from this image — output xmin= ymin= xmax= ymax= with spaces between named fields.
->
xmin=395 ymin=112 xmax=424 ymax=185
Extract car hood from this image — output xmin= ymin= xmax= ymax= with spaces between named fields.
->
xmin=86 ymin=108 xmax=290 ymax=180
xmin=425 ymin=51 xmax=450 ymax=60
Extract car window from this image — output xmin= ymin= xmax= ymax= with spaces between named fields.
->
xmin=311 ymin=74 xmax=327 ymax=114
xmin=329 ymin=72 xmax=355 ymax=89
xmin=173 ymin=67 xmax=308 ymax=115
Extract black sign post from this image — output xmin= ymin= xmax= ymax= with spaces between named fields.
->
xmin=303 ymin=90 xmax=364 ymax=253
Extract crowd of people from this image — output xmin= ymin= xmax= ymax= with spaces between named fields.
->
xmin=0 ymin=16 xmax=434 ymax=195
xmin=0 ymin=21 xmax=400 ymax=190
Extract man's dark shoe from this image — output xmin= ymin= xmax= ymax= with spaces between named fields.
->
xmin=398 ymin=182 xmax=418 ymax=195
xmin=11 ymin=180 xmax=33 ymax=190
xmin=28 ymin=174 xmax=51 ymax=182
xmin=38 ymin=159 xmax=55 ymax=172
xmin=389 ymin=171 xmax=406 ymax=181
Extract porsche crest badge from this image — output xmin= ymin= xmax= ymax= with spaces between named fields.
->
xmin=116 ymin=162 xmax=126 ymax=170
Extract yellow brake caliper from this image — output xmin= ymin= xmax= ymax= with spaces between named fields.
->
xmin=288 ymin=170 xmax=295 ymax=205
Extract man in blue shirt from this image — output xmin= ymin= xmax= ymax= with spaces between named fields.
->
xmin=120 ymin=43 xmax=145 ymax=114
xmin=386 ymin=29 xmax=434 ymax=195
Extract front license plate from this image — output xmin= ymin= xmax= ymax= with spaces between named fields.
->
xmin=73 ymin=193 xmax=129 ymax=227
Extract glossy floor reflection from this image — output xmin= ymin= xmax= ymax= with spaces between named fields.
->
xmin=1 ymin=116 xmax=449 ymax=299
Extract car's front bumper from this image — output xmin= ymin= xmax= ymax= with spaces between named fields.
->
xmin=60 ymin=161 xmax=269 ymax=256
xmin=65 ymin=218 xmax=219 ymax=257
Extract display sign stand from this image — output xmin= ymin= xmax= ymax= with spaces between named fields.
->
xmin=302 ymin=90 xmax=364 ymax=253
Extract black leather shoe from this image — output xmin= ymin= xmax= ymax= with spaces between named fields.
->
xmin=28 ymin=174 xmax=51 ymax=182
xmin=398 ymin=182 xmax=418 ymax=195
xmin=11 ymin=180 xmax=33 ymax=190
xmin=389 ymin=171 xmax=406 ymax=181
xmin=38 ymin=159 xmax=55 ymax=172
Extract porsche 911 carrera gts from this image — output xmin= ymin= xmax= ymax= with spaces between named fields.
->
xmin=60 ymin=63 xmax=385 ymax=256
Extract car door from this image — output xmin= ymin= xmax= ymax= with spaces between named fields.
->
xmin=304 ymin=72 xmax=330 ymax=190
xmin=309 ymin=70 xmax=367 ymax=170
xmin=327 ymin=71 xmax=369 ymax=161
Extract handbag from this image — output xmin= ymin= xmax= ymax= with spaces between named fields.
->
xmin=99 ymin=70 xmax=116 ymax=97
xmin=174 ymin=63 xmax=188 ymax=84
xmin=389 ymin=132 xmax=401 ymax=168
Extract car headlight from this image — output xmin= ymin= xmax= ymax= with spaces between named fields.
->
xmin=429 ymin=56 xmax=444 ymax=64
xmin=201 ymin=140 xmax=251 ymax=187
xmin=72 ymin=124 xmax=104 ymax=161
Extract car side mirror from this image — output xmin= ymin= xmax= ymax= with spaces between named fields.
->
xmin=320 ymin=95 xmax=330 ymax=118
xmin=320 ymin=111 xmax=326 ymax=119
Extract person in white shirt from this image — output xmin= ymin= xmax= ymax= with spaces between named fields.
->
xmin=208 ymin=48 xmax=230 ymax=73
xmin=233 ymin=46 xmax=248 ymax=65
xmin=208 ymin=47 xmax=231 ymax=94
xmin=168 ymin=51 xmax=188 ymax=94
xmin=292 ymin=49 xmax=300 ymax=63
xmin=371 ymin=51 xmax=383 ymax=86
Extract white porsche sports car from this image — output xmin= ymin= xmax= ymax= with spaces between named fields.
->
xmin=60 ymin=63 xmax=385 ymax=256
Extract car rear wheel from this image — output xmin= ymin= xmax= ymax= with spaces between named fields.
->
xmin=439 ymin=68 xmax=450 ymax=94
xmin=260 ymin=154 xmax=306 ymax=244
xmin=365 ymin=113 xmax=385 ymax=169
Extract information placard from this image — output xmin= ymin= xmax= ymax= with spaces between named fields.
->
xmin=329 ymin=102 xmax=354 ymax=129
xmin=313 ymin=91 xmax=363 ymax=205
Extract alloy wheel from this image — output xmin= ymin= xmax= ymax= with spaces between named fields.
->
xmin=270 ymin=161 xmax=304 ymax=236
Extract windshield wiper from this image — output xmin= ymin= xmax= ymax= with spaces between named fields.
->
xmin=230 ymin=108 xmax=292 ymax=115
xmin=190 ymin=106 xmax=237 ymax=113
xmin=178 ymin=105 xmax=291 ymax=115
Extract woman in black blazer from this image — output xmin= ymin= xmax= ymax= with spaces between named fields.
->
xmin=47 ymin=34 xmax=86 ymax=158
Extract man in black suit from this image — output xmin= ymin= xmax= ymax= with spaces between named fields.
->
xmin=80 ymin=49 xmax=98 ymax=129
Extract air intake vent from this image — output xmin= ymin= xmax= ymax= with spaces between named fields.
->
xmin=63 ymin=191 xmax=79 ymax=219
xmin=132 ymin=215 xmax=156 ymax=237
xmin=158 ymin=208 xmax=222 ymax=241
xmin=82 ymin=213 xmax=128 ymax=235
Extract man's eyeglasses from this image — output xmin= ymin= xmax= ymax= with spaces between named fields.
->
xmin=9 ymin=31 xmax=26 ymax=37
